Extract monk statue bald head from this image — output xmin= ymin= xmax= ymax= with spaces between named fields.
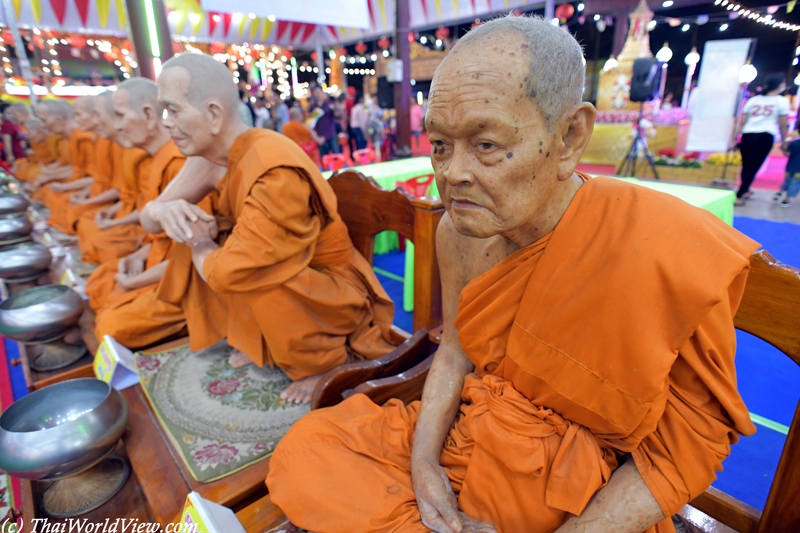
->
xmin=114 ymin=77 xmax=172 ymax=155
xmin=38 ymin=99 xmax=77 ymax=137
xmin=24 ymin=117 xmax=46 ymax=144
xmin=428 ymin=15 xmax=594 ymax=247
xmin=93 ymin=90 xmax=118 ymax=143
xmin=11 ymin=102 xmax=32 ymax=124
xmin=73 ymin=95 xmax=96 ymax=133
xmin=157 ymin=53 xmax=248 ymax=165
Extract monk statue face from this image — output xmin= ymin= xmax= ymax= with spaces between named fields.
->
xmin=113 ymin=88 xmax=157 ymax=149
xmin=157 ymin=67 xmax=218 ymax=157
xmin=28 ymin=127 xmax=46 ymax=144
xmin=73 ymin=97 xmax=96 ymax=132
xmin=36 ymin=106 xmax=55 ymax=135
xmin=427 ymin=29 xmax=594 ymax=244
xmin=93 ymin=97 xmax=116 ymax=142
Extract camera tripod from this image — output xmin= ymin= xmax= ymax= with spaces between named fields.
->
xmin=616 ymin=103 xmax=660 ymax=180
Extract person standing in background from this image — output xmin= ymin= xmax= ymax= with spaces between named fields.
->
xmin=349 ymin=95 xmax=368 ymax=151
xmin=731 ymin=73 xmax=789 ymax=205
xmin=0 ymin=103 xmax=27 ymax=166
xmin=269 ymin=91 xmax=290 ymax=133
xmin=254 ymin=97 xmax=270 ymax=128
xmin=311 ymin=86 xmax=340 ymax=156
xmin=410 ymin=101 xmax=425 ymax=155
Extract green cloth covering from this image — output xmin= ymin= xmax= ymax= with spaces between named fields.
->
xmin=326 ymin=158 xmax=736 ymax=313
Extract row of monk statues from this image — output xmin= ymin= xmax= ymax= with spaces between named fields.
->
xmin=10 ymin=15 xmax=759 ymax=533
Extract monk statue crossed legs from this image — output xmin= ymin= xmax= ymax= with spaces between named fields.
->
xmin=141 ymin=53 xmax=395 ymax=404
xmin=267 ymin=16 xmax=759 ymax=533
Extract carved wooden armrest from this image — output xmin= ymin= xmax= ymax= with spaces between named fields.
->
xmin=310 ymin=329 xmax=432 ymax=409
xmin=352 ymin=354 xmax=434 ymax=406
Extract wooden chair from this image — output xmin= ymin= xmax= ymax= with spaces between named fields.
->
xmin=310 ymin=170 xmax=445 ymax=409
xmin=342 ymin=250 xmax=800 ymax=533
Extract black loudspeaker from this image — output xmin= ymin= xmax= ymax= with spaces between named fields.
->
xmin=377 ymin=77 xmax=394 ymax=109
xmin=630 ymin=57 xmax=661 ymax=103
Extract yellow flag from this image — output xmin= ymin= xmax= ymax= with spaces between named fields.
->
xmin=115 ymin=0 xmax=126 ymax=29
xmin=171 ymin=9 xmax=187 ymax=34
xmin=30 ymin=0 xmax=41 ymax=22
xmin=11 ymin=0 xmax=21 ymax=18
xmin=376 ymin=0 xmax=388 ymax=28
xmin=190 ymin=10 xmax=205 ymax=34
xmin=261 ymin=19 xmax=274 ymax=42
xmin=237 ymin=12 xmax=248 ymax=38
xmin=96 ymin=0 xmax=110 ymax=28
xmin=789 ymin=0 xmax=796 ymax=13
xmin=249 ymin=18 xmax=261 ymax=41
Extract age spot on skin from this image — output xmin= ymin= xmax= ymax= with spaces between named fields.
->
xmin=539 ymin=141 xmax=543 ymax=145
xmin=507 ymin=152 xmax=513 ymax=158
xmin=479 ymin=123 xmax=486 ymax=128
xmin=531 ymin=90 xmax=537 ymax=98
xmin=539 ymin=148 xmax=543 ymax=153
xmin=521 ymin=44 xmax=530 ymax=49
xmin=484 ymin=99 xmax=489 ymax=103
xmin=546 ymin=151 xmax=550 ymax=158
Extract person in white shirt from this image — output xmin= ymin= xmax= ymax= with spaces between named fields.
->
xmin=731 ymin=73 xmax=789 ymax=204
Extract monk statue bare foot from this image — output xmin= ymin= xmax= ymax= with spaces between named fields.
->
xmin=227 ymin=348 xmax=253 ymax=368
xmin=280 ymin=373 xmax=324 ymax=405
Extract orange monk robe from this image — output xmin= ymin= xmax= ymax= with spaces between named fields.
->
xmin=268 ymin=176 xmax=760 ymax=533
xmin=93 ymin=193 xmax=217 ymax=350
xmin=65 ymin=138 xmax=120 ymax=232
xmin=28 ymin=134 xmax=63 ymax=202
xmin=76 ymin=147 xmax=155 ymax=265
xmin=282 ymin=122 xmax=313 ymax=144
xmin=42 ymin=128 xmax=95 ymax=234
xmin=12 ymin=140 xmax=57 ymax=183
xmin=157 ymin=129 xmax=395 ymax=378
xmin=84 ymin=141 xmax=186 ymax=312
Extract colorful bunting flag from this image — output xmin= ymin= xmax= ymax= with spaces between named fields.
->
xmin=290 ymin=21 xmax=303 ymax=42
xmin=789 ymin=0 xmax=796 ymax=13
xmin=74 ymin=0 xmax=90 ymax=27
xmin=208 ymin=11 xmax=219 ymax=35
xmin=249 ymin=18 xmax=261 ymax=41
xmin=190 ymin=10 xmax=205 ymax=34
xmin=277 ymin=20 xmax=291 ymax=41
xmin=96 ymin=0 xmax=110 ymax=28
xmin=49 ymin=0 xmax=66 ymax=25
xmin=236 ymin=12 xmax=248 ymax=38
xmin=115 ymin=0 xmax=126 ymax=29
xmin=376 ymin=0 xmax=388 ymax=28
xmin=302 ymin=22 xmax=316 ymax=44
xmin=222 ymin=13 xmax=232 ymax=37
xmin=261 ymin=19 xmax=274 ymax=42
xmin=10 ymin=0 xmax=21 ymax=18
xmin=420 ymin=0 xmax=428 ymax=22
xmin=30 ymin=0 xmax=41 ymax=22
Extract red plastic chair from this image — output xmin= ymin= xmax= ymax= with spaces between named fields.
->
xmin=298 ymin=140 xmax=322 ymax=169
xmin=352 ymin=148 xmax=379 ymax=166
xmin=322 ymin=153 xmax=347 ymax=172
xmin=394 ymin=174 xmax=435 ymax=251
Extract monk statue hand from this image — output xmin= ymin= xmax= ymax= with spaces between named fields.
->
xmin=411 ymin=457 xmax=463 ymax=533
xmin=118 ymin=256 xmax=145 ymax=277
xmin=159 ymin=199 xmax=216 ymax=243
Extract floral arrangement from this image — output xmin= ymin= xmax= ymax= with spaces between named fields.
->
xmin=654 ymin=149 xmax=702 ymax=168
xmin=705 ymin=152 xmax=742 ymax=166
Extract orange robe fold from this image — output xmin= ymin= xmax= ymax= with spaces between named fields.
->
xmin=65 ymin=138 xmax=121 ymax=232
xmin=12 ymin=140 xmax=56 ymax=183
xmin=85 ymin=141 xmax=186 ymax=312
xmin=157 ymin=128 xmax=395 ymax=378
xmin=29 ymin=135 xmax=63 ymax=202
xmin=43 ymin=128 xmax=95 ymax=234
xmin=267 ymin=176 xmax=760 ymax=533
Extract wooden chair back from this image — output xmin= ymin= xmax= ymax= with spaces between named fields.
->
xmin=328 ymin=170 xmax=444 ymax=333
xmin=682 ymin=250 xmax=800 ymax=533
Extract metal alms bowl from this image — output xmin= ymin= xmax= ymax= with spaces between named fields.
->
xmin=0 ymin=212 xmax=32 ymax=241
xmin=0 ymin=285 xmax=85 ymax=343
xmin=0 ymin=193 xmax=29 ymax=215
xmin=0 ymin=242 xmax=52 ymax=281
xmin=0 ymin=378 xmax=128 ymax=480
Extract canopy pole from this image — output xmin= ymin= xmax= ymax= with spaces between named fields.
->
xmin=1 ymin=0 xmax=37 ymax=104
xmin=545 ymin=0 xmax=554 ymax=21
xmin=394 ymin=0 xmax=412 ymax=159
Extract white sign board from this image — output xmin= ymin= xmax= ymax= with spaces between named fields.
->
xmin=200 ymin=0 xmax=371 ymax=29
xmin=686 ymin=39 xmax=753 ymax=152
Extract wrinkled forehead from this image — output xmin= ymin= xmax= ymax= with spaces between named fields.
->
xmin=157 ymin=67 xmax=192 ymax=106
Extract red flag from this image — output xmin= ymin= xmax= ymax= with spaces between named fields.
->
xmin=326 ymin=25 xmax=338 ymax=37
xmin=49 ymin=0 xmax=66 ymax=24
xmin=222 ymin=12 xmax=232 ymax=37
xmin=367 ymin=0 xmax=376 ymax=29
xmin=420 ymin=0 xmax=428 ymax=22
xmin=208 ymin=11 xmax=219 ymax=35
xmin=290 ymin=22 xmax=304 ymax=42
xmin=74 ymin=0 xmax=89 ymax=26
xmin=301 ymin=23 xmax=316 ymax=44
xmin=277 ymin=20 xmax=291 ymax=41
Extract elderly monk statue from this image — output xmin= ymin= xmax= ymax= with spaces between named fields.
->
xmin=36 ymin=99 xmax=96 ymax=234
xmin=66 ymin=92 xmax=124 ymax=232
xmin=13 ymin=117 xmax=54 ymax=185
xmin=84 ymin=78 xmax=187 ymax=314
xmin=140 ymin=53 xmax=395 ymax=403
xmin=266 ymin=16 xmax=759 ymax=533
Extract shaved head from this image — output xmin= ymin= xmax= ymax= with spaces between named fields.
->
xmin=25 ymin=118 xmax=46 ymax=143
xmin=38 ymin=99 xmax=74 ymax=135
xmin=160 ymin=53 xmax=240 ymax=112
xmin=116 ymin=77 xmax=163 ymax=117
xmin=93 ymin=90 xmax=117 ymax=141
xmin=44 ymin=99 xmax=74 ymax=120
xmin=73 ymin=96 xmax=96 ymax=132
xmin=11 ymin=102 xmax=32 ymax=122
xmin=290 ymin=107 xmax=304 ymax=122
xmin=157 ymin=53 xmax=248 ymax=159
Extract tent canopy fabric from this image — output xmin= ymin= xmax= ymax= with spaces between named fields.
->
xmin=0 ymin=0 xmax=541 ymax=48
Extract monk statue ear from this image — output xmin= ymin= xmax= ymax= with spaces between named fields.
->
xmin=205 ymin=99 xmax=225 ymax=136
xmin=556 ymin=102 xmax=596 ymax=181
